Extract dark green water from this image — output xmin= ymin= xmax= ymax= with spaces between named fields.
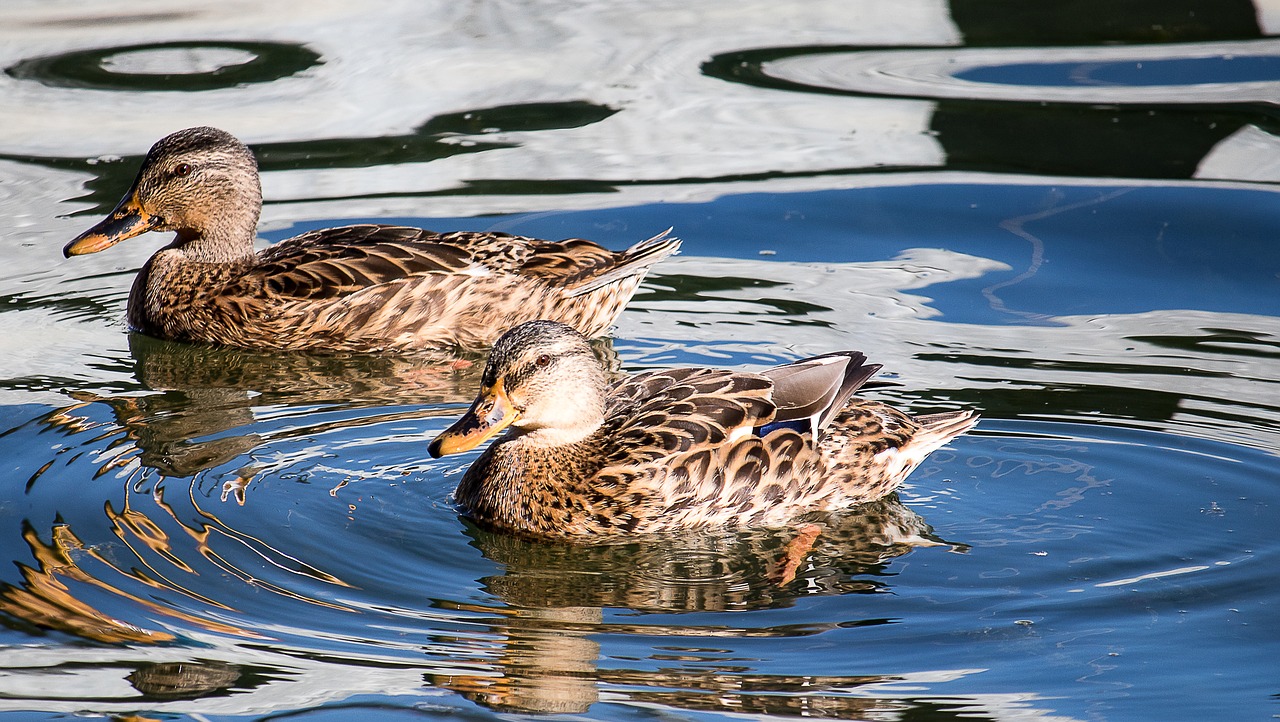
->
xmin=0 ymin=2 xmax=1277 ymax=720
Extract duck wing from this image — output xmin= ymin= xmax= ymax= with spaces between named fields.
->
xmin=600 ymin=367 xmax=776 ymax=468
xmin=241 ymin=225 xmax=679 ymax=302
xmin=758 ymin=351 xmax=882 ymax=439
xmin=241 ymin=225 xmax=483 ymax=301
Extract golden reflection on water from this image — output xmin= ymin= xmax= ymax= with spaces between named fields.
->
xmin=0 ymin=520 xmax=239 ymax=644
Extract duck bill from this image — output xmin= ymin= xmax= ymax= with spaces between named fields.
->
xmin=63 ymin=192 xmax=158 ymax=257
xmin=428 ymin=380 xmax=520 ymax=458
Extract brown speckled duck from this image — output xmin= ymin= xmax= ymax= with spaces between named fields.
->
xmin=429 ymin=320 xmax=979 ymax=539
xmin=64 ymin=126 xmax=680 ymax=352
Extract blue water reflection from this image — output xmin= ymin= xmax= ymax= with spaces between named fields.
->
xmin=958 ymin=54 xmax=1280 ymax=87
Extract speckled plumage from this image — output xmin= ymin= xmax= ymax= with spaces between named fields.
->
xmin=430 ymin=320 xmax=979 ymax=540
xmin=65 ymin=127 xmax=679 ymax=352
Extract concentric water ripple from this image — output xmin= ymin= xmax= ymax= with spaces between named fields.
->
xmin=713 ymin=40 xmax=1280 ymax=104
xmin=6 ymin=41 xmax=322 ymax=92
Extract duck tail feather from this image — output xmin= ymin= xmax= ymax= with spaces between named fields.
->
xmin=563 ymin=228 xmax=681 ymax=297
xmin=910 ymin=410 xmax=981 ymax=455
xmin=761 ymin=351 xmax=883 ymax=435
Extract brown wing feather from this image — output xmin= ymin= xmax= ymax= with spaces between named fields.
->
xmin=243 ymin=225 xmax=480 ymax=301
xmin=515 ymin=238 xmax=618 ymax=285
xmin=425 ymin=230 xmax=627 ymax=281
xmin=599 ymin=369 xmax=776 ymax=469
xmin=237 ymin=225 xmax=668 ymax=304
xmin=509 ymin=230 xmax=679 ymax=293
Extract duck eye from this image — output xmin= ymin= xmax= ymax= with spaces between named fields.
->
xmin=535 ymin=354 xmax=552 ymax=367
xmin=173 ymin=163 xmax=192 ymax=177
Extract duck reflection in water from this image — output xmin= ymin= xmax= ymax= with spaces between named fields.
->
xmin=428 ymin=496 xmax=964 ymax=714
xmin=35 ymin=333 xmax=512 ymax=484
xmin=127 ymin=661 xmax=248 ymax=701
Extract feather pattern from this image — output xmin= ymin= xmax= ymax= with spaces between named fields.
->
xmin=64 ymin=127 xmax=679 ymax=352
xmin=433 ymin=321 xmax=979 ymax=540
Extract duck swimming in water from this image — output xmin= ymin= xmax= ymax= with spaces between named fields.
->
xmin=64 ymin=126 xmax=679 ymax=352
xmin=429 ymin=320 xmax=978 ymax=539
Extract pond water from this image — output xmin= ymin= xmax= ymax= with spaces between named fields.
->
xmin=1 ymin=1 xmax=1278 ymax=721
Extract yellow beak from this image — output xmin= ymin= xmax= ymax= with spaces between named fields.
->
xmin=428 ymin=379 xmax=520 ymax=458
xmin=64 ymin=191 xmax=158 ymax=257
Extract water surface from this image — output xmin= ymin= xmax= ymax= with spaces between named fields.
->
xmin=0 ymin=1 xmax=1277 ymax=720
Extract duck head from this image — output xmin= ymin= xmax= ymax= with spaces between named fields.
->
xmin=64 ymin=126 xmax=261 ymax=262
xmin=429 ymin=321 xmax=609 ymax=457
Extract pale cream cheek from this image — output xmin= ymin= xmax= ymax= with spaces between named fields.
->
xmin=516 ymin=397 xmax=565 ymax=428
xmin=508 ymin=392 xmax=552 ymax=429
xmin=516 ymin=392 xmax=596 ymax=431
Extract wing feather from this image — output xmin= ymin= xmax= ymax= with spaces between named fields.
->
xmin=231 ymin=224 xmax=677 ymax=306
xmin=241 ymin=225 xmax=479 ymax=302
xmin=598 ymin=369 xmax=775 ymax=472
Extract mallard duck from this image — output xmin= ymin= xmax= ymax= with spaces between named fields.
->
xmin=429 ymin=320 xmax=979 ymax=539
xmin=63 ymin=126 xmax=680 ymax=352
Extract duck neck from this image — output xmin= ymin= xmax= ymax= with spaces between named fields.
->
xmin=456 ymin=429 xmax=607 ymax=537
xmin=168 ymin=173 xmax=262 ymax=264
xmin=170 ymin=224 xmax=257 ymax=265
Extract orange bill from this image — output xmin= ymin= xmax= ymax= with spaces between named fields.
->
xmin=63 ymin=192 xmax=158 ymax=257
xmin=428 ymin=379 xmax=519 ymax=457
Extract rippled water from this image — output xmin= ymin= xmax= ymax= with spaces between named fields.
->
xmin=1 ymin=2 xmax=1278 ymax=721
